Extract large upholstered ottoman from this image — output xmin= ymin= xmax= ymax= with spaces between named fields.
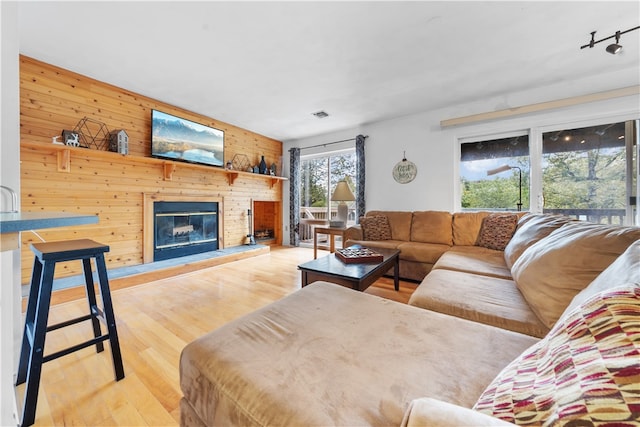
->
xmin=179 ymin=281 xmax=538 ymax=426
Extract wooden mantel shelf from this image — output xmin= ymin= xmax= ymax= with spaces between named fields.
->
xmin=21 ymin=141 xmax=288 ymax=187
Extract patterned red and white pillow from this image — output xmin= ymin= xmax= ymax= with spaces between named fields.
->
xmin=473 ymin=285 xmax=640 ymax=426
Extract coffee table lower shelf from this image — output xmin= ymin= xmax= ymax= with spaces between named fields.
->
xmin=298 ymin=246 xmax=400 ymax=292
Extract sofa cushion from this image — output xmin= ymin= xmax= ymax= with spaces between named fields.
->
xmin=503 ymin=213 xmax=575 ymax=269
xmin=452 ymin=211 xmax=492 ymax=246
xmin=473 ymin=285 xmax=640 ymax=426
xmin=432 ymin=245 xmax=512 ymax=279
xmin=410 ymin=211 xmax=453 ymax=245
xmin=402 ymin=398 xmax=515 ymax=427
xmin=511 ymin=221 xmax=640 ymax=328
xmin=360 ymin=215 xmax=392 ymax=240
xmin=561 ymin=239 xmax=640 ymax=320
xmin=476 ymin=213 xmax=518 ymax=251
xmin=367 ymin=210 xmax=413 ymax=241
xmin=397 ymin=241 xmax=450 ymax=264
xmin=409 ymin=269 xmax=548 ymax=338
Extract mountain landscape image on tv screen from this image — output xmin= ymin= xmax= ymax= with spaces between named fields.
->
xmin=151 ymin=110 xmax=224 ymax=167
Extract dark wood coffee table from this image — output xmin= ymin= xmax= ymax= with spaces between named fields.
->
xmin=298 ymin=246 xmax=400 ymax=292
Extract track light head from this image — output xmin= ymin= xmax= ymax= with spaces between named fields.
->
xmin=606 ymin=31 xmax=622 ymax=54
xmin=606 ymin=43 xmax=622 ymax=54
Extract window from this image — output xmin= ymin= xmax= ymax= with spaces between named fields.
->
xmin=460 ymin=134 xmax=530 ymax=211
xmin=542 ymin=122 xmax=632 ymax=224
xmin=458 ymin=120 xmax=638 ymax=225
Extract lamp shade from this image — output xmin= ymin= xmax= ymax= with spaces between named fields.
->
xmin=487 ymin=164 xmax=513 ymax=176
xmin=331 ymin=180 xmax=355 ymax=202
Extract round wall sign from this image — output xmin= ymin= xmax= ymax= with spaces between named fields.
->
xmin=392 ymin=158 xmax=417 ymax=184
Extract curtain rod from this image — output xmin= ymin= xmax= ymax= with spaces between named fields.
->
xmin=440 ymin=86 xmax=640 ymax=128
xmin=290 ymin=135 xmax=368 ymax=152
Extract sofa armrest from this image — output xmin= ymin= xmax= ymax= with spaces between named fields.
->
xmin=401 ymin=398 xmax=515 ymax=427
xmin=344 ymin=225 xmax=363 ymax=242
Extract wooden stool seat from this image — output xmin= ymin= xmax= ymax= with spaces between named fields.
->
xmin=16 ymin=239 xmax=124 ymax=427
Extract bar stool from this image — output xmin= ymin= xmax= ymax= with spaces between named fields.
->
xmin=16 ymin=239 xmax=125 ymax=427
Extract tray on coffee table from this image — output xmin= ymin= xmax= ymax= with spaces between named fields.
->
xmin=335 ymin=247 xmax=383 ymax=264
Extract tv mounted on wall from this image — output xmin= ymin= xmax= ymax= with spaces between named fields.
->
xmin=151 ymin=109 xmax=224 ymax=168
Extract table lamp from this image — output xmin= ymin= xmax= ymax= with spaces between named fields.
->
xmin=331 ymin=180 xmax=355 ymax=226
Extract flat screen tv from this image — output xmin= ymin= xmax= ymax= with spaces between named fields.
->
xmin=151 ymin=109 xmax=224 ymax=168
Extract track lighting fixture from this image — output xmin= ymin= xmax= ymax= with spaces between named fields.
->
xmin=606 ymin=31 xmax=622 ymax=54
xmin=580 ymin=26 xmax=640 ymax=54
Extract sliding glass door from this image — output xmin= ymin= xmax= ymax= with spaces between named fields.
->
xmin=298 ymin=149 xmax=356 ymax=245
xmin=541 ymin=121 xmax=637 ymax=225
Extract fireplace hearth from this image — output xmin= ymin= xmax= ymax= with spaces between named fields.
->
xmin=153 ymin=201 xmax=218 ymax=261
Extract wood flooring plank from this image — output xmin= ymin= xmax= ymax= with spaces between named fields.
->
xmin=114 ymin=373 xmax=177 ymax=426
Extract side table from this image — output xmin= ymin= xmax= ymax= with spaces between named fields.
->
xmin=313 ymin=226 xmax=346 ymax=259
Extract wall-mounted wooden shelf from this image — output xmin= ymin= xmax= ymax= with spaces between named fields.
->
xmin=225 ymin=170 xmax=286 ymax=188
xmin=22 ymin=141 xmax=288 ymax=187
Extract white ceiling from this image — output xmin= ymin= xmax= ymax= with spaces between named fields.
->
xmin=17 ymin=1 xmax=640 ymax=142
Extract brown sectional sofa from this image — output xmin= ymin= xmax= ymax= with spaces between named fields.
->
xmin=180 ymin=213 xmax=640 ymax=426
xmin=345 ymin=210 xmax=552 ymax=337
xmin=344 ymin=210 xmax=517 ymax=281
xmin=346 ymin=211 xmax=640 ymax=339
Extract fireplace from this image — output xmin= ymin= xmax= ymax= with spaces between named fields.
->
xmin=253 ymin=200 xmax=279 ymax=245
xmin=153 ymin=201 xmax=218 ymax=261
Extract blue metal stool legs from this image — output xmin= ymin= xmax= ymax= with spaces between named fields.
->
xmin=93 ymin=252 xmax=124 ymax=380
xmin=16 ymin=256 xmax=55 ymax=427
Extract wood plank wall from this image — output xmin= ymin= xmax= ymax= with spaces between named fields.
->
xmin=19 ymin=55 xmax=283 ymax=284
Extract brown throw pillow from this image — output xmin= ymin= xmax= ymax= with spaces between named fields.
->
xmin=359 ymin=215 xmax=392 ymax=241
xmin=476 ymin=213 xmax=518 ymax=251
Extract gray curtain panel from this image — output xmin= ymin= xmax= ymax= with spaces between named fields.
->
xmin=289 ymin=147 xmax=301 ymax=246
xmin=355 ymin=135 xmax=366 ymax=222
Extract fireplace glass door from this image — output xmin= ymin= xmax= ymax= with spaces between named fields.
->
xmin=155 ymin=212 xmax=218 ymax=249
xmin=153 ymin=201 xmax=219 ymax=261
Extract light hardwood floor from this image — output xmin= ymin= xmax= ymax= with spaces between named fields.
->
xmin=16 ymin=246 xmax=417 ymax=426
